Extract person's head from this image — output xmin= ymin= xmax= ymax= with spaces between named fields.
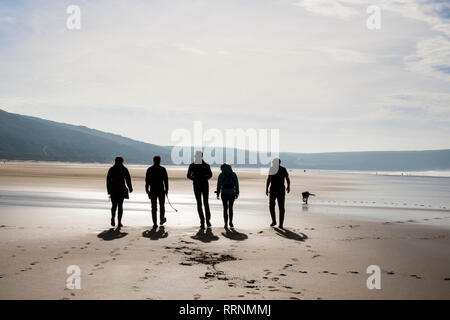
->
xmin=115 ymin=156 xmax=124 ymax=165
xmin=153 ymin=155 xmax=161 ymax=165
xmin=272 ymin=158 xmax=281 ymax=166
xmin=194 ymin=150 xmax=203 ymax=164
xmin=220 ymin=163 xmax=233 ymax=173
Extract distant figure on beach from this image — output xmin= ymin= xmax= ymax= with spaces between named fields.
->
xmin=266 ymin=158 xmax=290 ymax=229
xmin=216 ymin=163 xmax=239 ymax=230
xmin=302 ymin=191 xmax=315 ymax=204
xmin=106 ymin=156 xmax=133 ymax=228
xmin=187 ymin=151 xmax=213 ymax=229
xmin=145 ymin=155 xmax=169 ymax=229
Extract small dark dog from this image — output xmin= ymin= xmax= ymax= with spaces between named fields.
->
xmin=302 ymin=191 xmax=315 ymax=204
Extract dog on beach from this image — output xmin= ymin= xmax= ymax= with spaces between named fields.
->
xmin=301 ymin=191 xmax=315 ymax=204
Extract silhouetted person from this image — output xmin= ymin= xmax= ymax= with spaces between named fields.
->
xmin=145 ymin=155 xmax=169 ymax=229
xmin=302 ymin=191 xmax=315 ymax=204
xmin=266 ymin=158 xmax=290 ymax=229
xmin=187 ymin=151 xmax=212 ymax=229
xmin=216 ymin=163 xmax=239 ymax=230
xmin=107 ymin=156 xmax=133 ymax=228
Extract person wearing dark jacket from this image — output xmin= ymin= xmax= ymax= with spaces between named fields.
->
xmin=187 ymin=151 xmax=212 ymax=229
xmin=266 ymin=158 xmax=290 ymax=229
xmin=216 ymin=163 xmax=239 ymax=230
xmin=145 ymin=155 xmax=169 ymax=229
xmin=106 ymin=156 xmax=133 ymax=228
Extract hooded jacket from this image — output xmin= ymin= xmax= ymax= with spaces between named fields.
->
xmin=216 ymin=165 xmax=239 ymax=197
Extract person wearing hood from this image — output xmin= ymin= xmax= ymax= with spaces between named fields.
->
xmin=216 ymin=163 xmax=239 ymax=230
xmin=106 ymin=156 xmax=133 ymax=228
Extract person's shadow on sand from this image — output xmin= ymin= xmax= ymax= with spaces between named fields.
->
xmin=191 ymin=228 xmax=219 ymax=243
xmin=221 ymin=228 xmax=248 ymax=241
xmin=142 ymin=226 xmax=168 ymax=240
xmin=97 ymin=228 xmax=128 ymax=241
xmin=273 ymin=227 xmax=308 ymax=242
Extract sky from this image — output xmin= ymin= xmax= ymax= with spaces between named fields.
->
xmin=0 ymin=0 xmax=449 ymax=153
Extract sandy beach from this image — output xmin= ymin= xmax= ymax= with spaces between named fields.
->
xmin=0 ymin=162 xmax=449 ymax=299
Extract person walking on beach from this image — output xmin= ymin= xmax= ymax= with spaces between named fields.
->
xmin=145 ymin=155 xmax=169 ymax=229
xmin=187 ymin=151 xmax=213 ymax=229
xmin=106 ymin=156 xmax=133 ymax=228
xmin=266 ymin=158 xmax=290 ymax=229
xmin=216 ymin=163 xmax=239 ymax=230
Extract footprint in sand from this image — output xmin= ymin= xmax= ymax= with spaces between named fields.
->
xmin=271 ymin=277 xmax=279 ymax=281
xmin=410 ymin=274 xmax=422 ymax=279
xmin=386 ymin=271 xmax=395 ymax=275
xmin=194 ymin=294 xmax=201 ymax=300
xmin=290 ymin=297 xmax=301 ymax=300
xmin=444 ymin=278 xmax=450 ymax=281
xmin=30 ymin=261 xmax=39 ymax=266
xmin=312 ymin=254 xmax=320 ymax=259
xmin=347 ymin=271 xmax=359 ymax=274
xmin=0 ymin=274 xmax=5 ymax=279
xmin=279 ymin=274 xmax=287 ymax=277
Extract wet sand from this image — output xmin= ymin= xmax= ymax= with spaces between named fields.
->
xmin=0 ymin=162 xmax=449 ymax=299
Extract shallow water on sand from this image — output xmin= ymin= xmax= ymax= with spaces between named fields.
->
xmin=1 ymin=171 xmax=450 ymax=229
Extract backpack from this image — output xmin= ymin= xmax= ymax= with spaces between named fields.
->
xmin=222 ymin=173 xmax=235 ymax=190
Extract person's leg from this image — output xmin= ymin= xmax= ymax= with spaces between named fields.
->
xmin=159 ymin=192 xmax=166 ymax=225
xmin=194 ymin=187 xmax=205 ymax=227
xmin=221 ymin=195 xmax=229 ymax=229
xmin=150 ymin=193 xmax=158 ymax=227
xmin=269 ymin=192 xmax=277 ymax=226
xmin=117 ymin=198 xmax=124 ymax=227
xmin=278 ymin=192 xmax=286 ymax=228
xmin=111 ymin=199 xmax=117 ymax=226
xmin=228 ymin=196 xmax=235 ymax=228
xmin=203 ymin=185 xmax=211 ymax=227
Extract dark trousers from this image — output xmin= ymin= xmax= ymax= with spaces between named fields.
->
xmin=194 ymin=184 xmax=210 ymax=225
xmin=269 ymin=191 xmax=285 ymax=226
xmin=221 ymin=194 xmax=235 ymax=227
xmin=150 ymin=192 xmax=165 ymax=226
xmin=111 ymin=197 xmax=124 ymax=223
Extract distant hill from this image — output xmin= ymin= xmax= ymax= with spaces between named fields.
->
xmin=1 ymin=108 xmax=449 ymax=171
xmin=0 ymin=109 xmax=171 ymax=164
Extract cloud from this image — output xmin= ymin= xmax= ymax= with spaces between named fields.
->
xmin=404 ymin=36 xmax=450 ymax=81
xmin=174 ymin=44 xmax=207 ymax=55
xmin=0 ymin=16 xmax=14 ymax=23
xmin=295 ymin=0 xmax=359 ymax=20
xmin=316 ymin=47 xmax=374 ymax=64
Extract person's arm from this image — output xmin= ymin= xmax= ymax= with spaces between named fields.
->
xmin=163 ymin=168 xmax=169 ymax=195
xmin=125 ymin=168 xmax=133 ymax=193
xmin=145 ymin=168 xmax=150 ymax=194
xmin=216 ymin=173 xmax=223 ymax=198
xmin=285 ymin=169 xmax=290 ymax=193
xmin=205 ymin=163 xmax=212 ymax=180
xmin=106 ymin=168 xmax=112 ymax=194
xmin=234 ymin=173 xmax=239 ymax=198
xmin=266 ymin=175 xmax=271 ymax=196
xmin=187 ymin=164 xmax=194 ymax=181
